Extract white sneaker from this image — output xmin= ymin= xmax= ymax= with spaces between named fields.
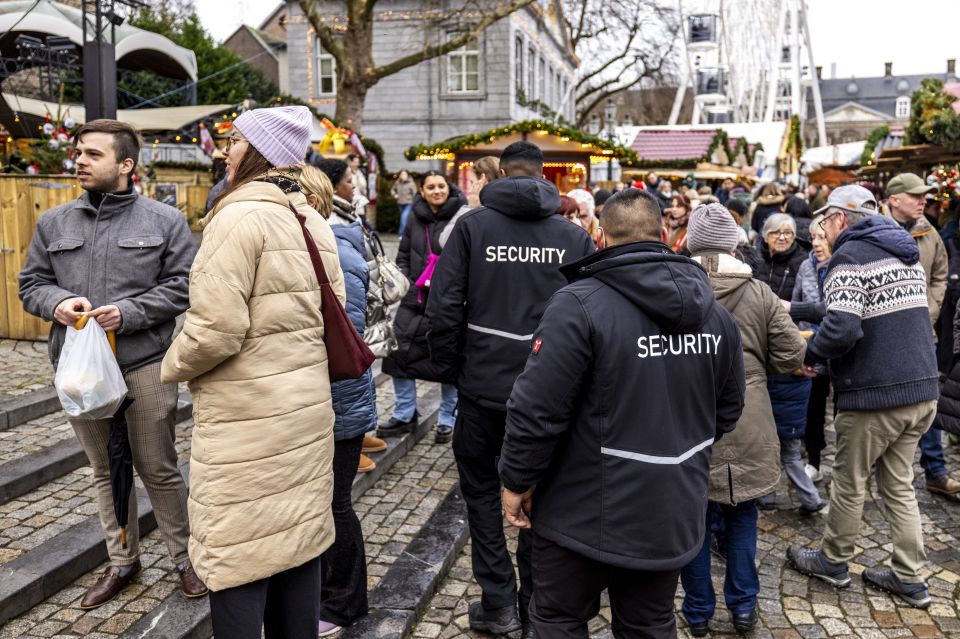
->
xmin=804 ymin=463 xmax=823 ymax=483
xmin=318 ymin=621 xmax=342 ymax=637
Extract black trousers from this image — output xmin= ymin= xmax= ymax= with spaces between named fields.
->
xmin=453 ymin=396 xmax=533 ymax=619
xmin=804 ymin=373 xmax=831 ymax=469
xmin=209 ymin=556 xmax=321 ymax=639
xmin=319 ymin=434 xmax=369 ymax=625
xmin=531 ymin=533 xmax=680 ymax=639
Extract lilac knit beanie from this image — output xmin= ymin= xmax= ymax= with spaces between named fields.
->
xmin=233 ymin=106 xmax=312 ymax=168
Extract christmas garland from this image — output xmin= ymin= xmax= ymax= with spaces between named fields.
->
xmin=403 ymin=120 xmax=639 ymax=165
xmin=860 ymin=126 xmax=891 ymax=166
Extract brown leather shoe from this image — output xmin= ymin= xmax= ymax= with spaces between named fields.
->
xmin=177 ymin=561 xmax=208 ymax=598
xmin=358 ymin=454 xmax=376 ymax=473
xmin=362 ymin=434 xmax=387 ymax=454
xmin=80 ymin=561 xmax=141 ymax=609
xmin=927 ymin=474 xmax=960 ymax=498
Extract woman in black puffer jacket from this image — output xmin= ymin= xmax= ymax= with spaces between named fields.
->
xmin=380 ymin=171 xmax=467 ymax=444
xmin=754 ymin=213 xmax=825 ymax=515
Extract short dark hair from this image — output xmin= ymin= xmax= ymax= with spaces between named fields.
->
xmin=346 ymin=153 xmax=359 ymax=162
xmin=593 ymin=188 xmax=612 ymax=206
xmin=74 ymin=119 xmax=142 ymax=164
xmin=726 ymin=197 xmax=749 ymax=217
xmin=599 ymin=189 xmax=662 ymax=244
xmin=783 ymin=195 xmax=810 ymax=219
xmin=316 ymin=158 xmax=349 ymax=188
xmin=499 ymin=141 xmax=543 ymax=176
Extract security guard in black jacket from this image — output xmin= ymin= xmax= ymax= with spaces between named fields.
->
xmin=499 ymin=189 xmax=746 ymax=639
xmin=426 ymin=141 xmax=595 ymax=636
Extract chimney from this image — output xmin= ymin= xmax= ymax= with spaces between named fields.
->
xmin=949 ymin=59 xmax=957 ymax=75
xmin=830 ymin=62 xmax=837 ymax=79
xmin=884 ymin=62 xmax=892 ymax=77
xmin=816 ymin=66 xmax=822 ymax=80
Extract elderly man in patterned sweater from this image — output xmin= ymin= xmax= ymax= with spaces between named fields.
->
xmin=786 ymin=186 xmax=940 ymax=609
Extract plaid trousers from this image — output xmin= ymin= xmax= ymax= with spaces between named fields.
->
xmin=69 ymin=361 xmax=190 ymax=566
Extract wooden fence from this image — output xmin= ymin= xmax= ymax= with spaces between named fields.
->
xmin=0 ymin=176 xmax=82 ymax=341
xmin=0 ymin=171 xmax=211 ymax=341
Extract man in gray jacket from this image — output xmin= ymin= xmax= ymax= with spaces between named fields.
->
xmin=18 ymin=119 xmax=205 ymax=608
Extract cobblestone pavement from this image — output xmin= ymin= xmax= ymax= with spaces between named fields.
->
xmin=0 ymin=378 xmax=454 ymax=638
xmin=419 ymin=429 xmax=960 ymax=639
xmin=0 ymin=339 xmax=51 ymax=399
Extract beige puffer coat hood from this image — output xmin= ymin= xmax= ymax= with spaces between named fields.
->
xmin=161 ymin=174 xmax=345 ymax=591
xmin=693 ymin=252 xmax=806 ymax=505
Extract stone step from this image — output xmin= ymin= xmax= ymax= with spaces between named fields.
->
xmin=0 ymin=364 xmax=399 ymax=632
xmin=0 ymin=360 xmax=385 ymax=431
xmin=0 ymin=363 xmax=386 ymax=506
xmin=125 ymin=383 xmax=446 ymax=639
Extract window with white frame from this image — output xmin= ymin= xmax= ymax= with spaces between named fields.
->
xmin=895 ymin=96 xmax=911 ymax=119
xmin=528 ymin=47 xmax=536 ymax=101
xmin=515 ymin=36 xmax=524 ymax=100
xmin=315 ymin=39 xmax=336 ymax=96
xmin=538 ymin=56 xmax=546 ymax=101
xmin=447 ymin=39 xmax=480 ymax=93
xmin=588 ymin=114 xmax=600 ymax=135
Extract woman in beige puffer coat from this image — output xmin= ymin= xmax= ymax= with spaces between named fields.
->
xmin=161 ymin=106 xmax=344 ymax=639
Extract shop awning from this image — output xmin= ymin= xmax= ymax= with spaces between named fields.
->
xmin=1 ymin=93 xmax=233 ymax=132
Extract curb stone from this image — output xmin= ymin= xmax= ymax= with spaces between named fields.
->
xmin=0 ymin=392 xmax=192 ymax=506
xmin=0 ymin=388 xmax=59 ymax=432
xmin=342 ymin=486 xmax=470 ymax=639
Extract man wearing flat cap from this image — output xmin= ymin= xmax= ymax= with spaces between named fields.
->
xmin=885 ymin=173 xmax=960 ymax=500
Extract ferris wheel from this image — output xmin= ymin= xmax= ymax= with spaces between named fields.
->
xmin=668 ymin=0 xmax=826 ymax=146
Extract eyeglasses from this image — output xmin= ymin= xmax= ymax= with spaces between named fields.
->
xmin=818 ymin=211 xmax=841 ymax=230
xmin=226 ymin=135 xmax=246 ymax=149
xmin=767 ymin=229 xmax=795 ymax=239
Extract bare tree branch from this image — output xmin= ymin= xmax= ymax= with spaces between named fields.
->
xmin=371 ymin=0 xmax=534 ymax=81
xmin=299 ymin=0 xmax=348 ymax=61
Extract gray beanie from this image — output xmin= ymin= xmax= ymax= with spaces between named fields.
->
xmin=687 ymin=203 xmax=740 ymax=254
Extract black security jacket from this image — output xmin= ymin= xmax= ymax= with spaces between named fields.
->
xmin=498 ymin=242 xmax=746 ymax=571
xmin=425 ymin=176 xmax=595 ymax=409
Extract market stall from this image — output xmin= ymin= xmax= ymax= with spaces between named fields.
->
xmin=404 ymin=120 xmax=637 ymax=193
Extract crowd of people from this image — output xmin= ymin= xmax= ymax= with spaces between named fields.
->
xmin=15 ymin=105 xmax=960 ymax=639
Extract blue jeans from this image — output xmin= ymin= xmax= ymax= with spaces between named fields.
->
xmin=681 ymin=501 xmax=760 ymax=623
xmin=391 ymin=377 xmax=458 ymax=427
xmin=920 ymin=425 xmax=947 ymax=480
xmin=398 ymin=204 xmax=413 ymax=237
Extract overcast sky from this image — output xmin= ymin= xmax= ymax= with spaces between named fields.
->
xmin=197 ymin=0 xmax=960 ymax=80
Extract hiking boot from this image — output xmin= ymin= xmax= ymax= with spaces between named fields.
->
xmin=362 ymin=434 xmax=387 ymax=453
xmin=357 ymin=454 xmax=376 ymax=473
xmin=435 ymin=424 xmax=453 ymax=444
xmin=731 ymin=610 xmax=757 ymax=635
xmin=862 ymin=566 xmax=931 ymax=609
xmin=926 ymin=474 xmax=960 ymax=498
xmin=377 ymin=413 xmax=418 ymax=437
xmin=468 ymin=602 xmax=521 ymax=635
xmin=786 ymin=546 xmax=851 ymax=588
xmin=685 ymin=617 xmax=709 ymax=637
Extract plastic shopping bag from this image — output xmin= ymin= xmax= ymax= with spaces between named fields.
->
xmin=54 ymin=319 xmax=128 ymax=419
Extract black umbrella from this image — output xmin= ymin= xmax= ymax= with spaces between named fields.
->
xmin=108 ymin=397 xmax=135 ymax=548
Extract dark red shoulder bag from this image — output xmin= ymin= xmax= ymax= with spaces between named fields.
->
xmin=289 ymin=203 xmax=375 ymax=381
